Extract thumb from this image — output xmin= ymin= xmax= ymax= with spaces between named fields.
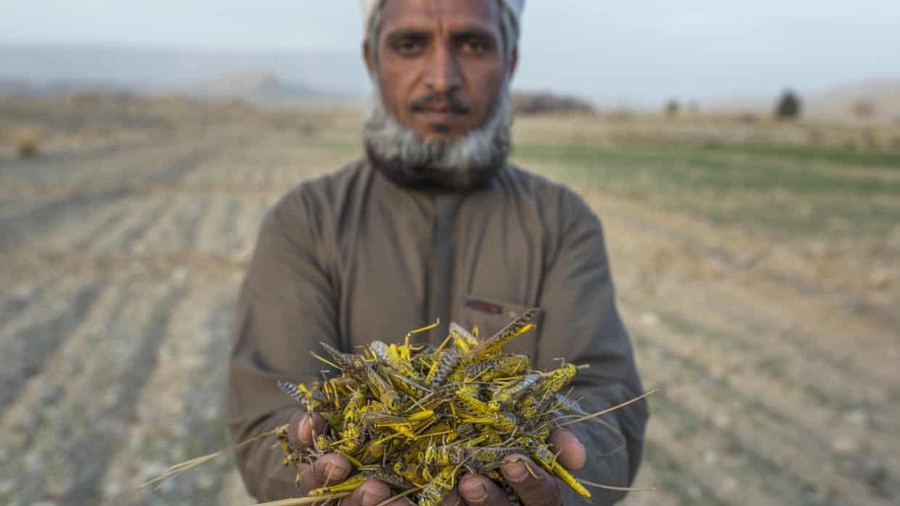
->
xmin=289 ymin=411 xmax=328 ymax=448
xmin=550 ymin=429 xmax=586 ymax=471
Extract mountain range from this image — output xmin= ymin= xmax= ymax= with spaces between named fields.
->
xmin=2 ymin=43 xmax=899 ymax=121
xmin=0 ymin=43 xmax=369 ymax=102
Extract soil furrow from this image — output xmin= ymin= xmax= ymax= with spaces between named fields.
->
xmin=0 ymin=137 xmax=167 ymax=178
xmin=708 ymin=291 xmax=898 ymax=387
xmin=0 ymin=284 xmax=49 ymax=329
xmin=143 ymin=150 xmax=208 ymax=187
xmin=129 ymin=198 xmax=194 ymax=255
xmin=627 ymin=300 xmax=900 ymax=448
xmin=154 ymin=291 xmax=236 ymax=504
xmin=644 ymin=397 xmax=800 ymax=506
xmin=234 ymin=197 xmax=271 ymax=260
xmin=0 ymin=140 xmax=224 ymax=252
xmin=0 ymin=279 xmax=186 ymax=505
xmin=0 ymin=280 xmax=93 ymax=345
xmin=101 ymin=287 xmax=235 ymax=505
xmin=0 ymin=281 xmax=132 ymax=503
xmin=193 ymin=194 xmax=228 ymax=254
xmin=0 ymin=283 xmax=102 ymax=415
xmin=632 ymin=441 xmax=734 ymax=506
xmin=44 ymin=199 xmax=133 ymax=252
xmin=598 ymin=196 xmax=899 ymax=383
xmin=0 ymin=185 xmax=132 ymax=250
xmin=91 ymin=196 xmax=171 ymax=253
xmin=632 ymin=328 xmax=897 ymax=506
xmin=625 ymin=299 xmax=894 ymax=410
xmin=0 ymin=199 xmax=46 ymax=221
xmin=0 ymin=144 xmax=129 ymax=183
xmin=0 ymin=137 xmax=214 ymax=189
xmin=71 ymin=203 xmax=133 ymax=250
xmin=218 ymin=196 xmax=243 ymax=255
xmin=172 ymin=197 xmax=210 ymax=253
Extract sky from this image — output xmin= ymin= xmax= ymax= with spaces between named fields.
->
xmin=1 ymin=0 xmax=899 ymax=106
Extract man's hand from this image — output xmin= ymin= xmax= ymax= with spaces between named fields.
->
xmin=296 ymin=414 xmax=585 ymax=506
xmin=293 ymin=413 xmax=411 ymax=506
xmin=458 ymin=429 xmax=586 ymax=506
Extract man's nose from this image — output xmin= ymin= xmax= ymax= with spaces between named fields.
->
xmin=425 ymin=42 xmax=462 ymax=93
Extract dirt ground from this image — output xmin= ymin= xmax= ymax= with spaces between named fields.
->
xmin=0 ymin=98 xmax=897 ymax=506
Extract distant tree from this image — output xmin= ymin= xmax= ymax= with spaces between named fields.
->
xmin=775 ymin=89 xmax=802 ymax=120
xmin=852 ymin=100 xmax=875 ymax=119
xmin=665 ymin=99 xmax=680 ymax=117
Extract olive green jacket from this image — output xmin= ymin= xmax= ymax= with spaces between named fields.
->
xmin=228 ymin=158 xmax=647 ymax=504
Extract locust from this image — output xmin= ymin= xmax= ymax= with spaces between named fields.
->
xmin=274 ymin=310 xmax=595 ymax=505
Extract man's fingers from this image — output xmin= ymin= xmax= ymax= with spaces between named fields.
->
xmin=549 ymin=428 xmax=586 ymax=471
xmin=437 ymin=487 xmax=463 ymax=506
xmin=501 ymin=454 xmax=561 ymax=506
xmin=298 ymin=453 xmax=351 ymax=493
xmin=459 ymin=474 xmax=512 ymax=506
xmin=294 ymin=412 xmax=328 ymax=447
xmin=384 ymin=498 xmax=415 ymax=506
xmin=340 ymin=479 xmax=394 ymax=506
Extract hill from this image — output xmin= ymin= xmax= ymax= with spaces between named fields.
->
xmin=809 ymin=79 xmax=900 ymax=124
xmin=186 ymin=69 xmax=318 ymax=104
xmin=0 ymin=43 xmax=368 ymax=98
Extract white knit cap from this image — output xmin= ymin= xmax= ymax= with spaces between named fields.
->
xmin=362 ymin=0 xmax=524 ymax=34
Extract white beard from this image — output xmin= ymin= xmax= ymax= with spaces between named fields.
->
xmin=363 ymin=81 xmax=513 ymax=190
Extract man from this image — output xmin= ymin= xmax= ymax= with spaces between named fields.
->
xmin=228 ymin=1 xmax=648 ymax=505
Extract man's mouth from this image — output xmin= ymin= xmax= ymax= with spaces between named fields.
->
xmin=420 ymin=109 xmax=463 ymax=123
xmin=410 ymin=93 xmax=473 ymax=116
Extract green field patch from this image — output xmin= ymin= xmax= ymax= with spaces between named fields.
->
xmin=675 ymin=192 xmax=899 ymax=239
xmin=702 ymin=144 xmax=900 ymax=170
xmin=514 ymin=143 xmax=899 ymax=196
xmin=515 ymin=143 xmax=900 ymax=239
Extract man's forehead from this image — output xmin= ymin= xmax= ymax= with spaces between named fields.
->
xmin=380 ymin=0 xmax=502 ymax=30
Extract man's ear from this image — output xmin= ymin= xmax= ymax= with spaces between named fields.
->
xmin=363 ymin=41 xmax=376 ymax=77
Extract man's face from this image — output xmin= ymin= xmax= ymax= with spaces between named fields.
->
xmin=367 ymin=0 xmax=512 ymax=142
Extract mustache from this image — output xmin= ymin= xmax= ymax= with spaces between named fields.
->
xmin=410 ymin=91 xmax=473 ymax=114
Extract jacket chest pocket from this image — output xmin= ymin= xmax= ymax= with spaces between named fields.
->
xmin=460 ymin=294 xmax=543 ymax=356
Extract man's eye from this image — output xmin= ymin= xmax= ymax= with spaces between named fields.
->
xmin=395 ymin=39 xmax=424 ymax=55
xmin=461 ymin=38 xmax=491 ymax=55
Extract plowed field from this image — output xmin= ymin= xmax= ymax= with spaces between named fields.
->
xmin=1 ymin=98 xmax=898 ymax=506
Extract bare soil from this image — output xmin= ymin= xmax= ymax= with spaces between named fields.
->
xmin=0 ymin=98 xmax=897 ymax=506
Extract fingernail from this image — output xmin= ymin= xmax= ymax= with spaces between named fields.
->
xmin=360 ymin=491 xmax=379 ymax=506
xmin=324 ymin=461 xmax=348 ymax=479
xmin=566 ymin=432 xmax=585 ymax=451
xmin=460 ymin=478 xmax=488 ymax=504
xmin=289 ymin=413 xmax=307 ymax=447
xmin=503 ymin=457 xmax=532 ymax=483
xmin=475 ymin=483 xmax=489 ymax=503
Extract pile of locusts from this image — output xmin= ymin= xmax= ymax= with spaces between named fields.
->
xmin=275 ymin=309 xmax=593 ymax=506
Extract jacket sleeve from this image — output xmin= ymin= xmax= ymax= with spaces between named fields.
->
xmin=227 ymin=188 xmax=339 ymax=501
xmin=535 ymin=190 xmax=649 ymax=506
